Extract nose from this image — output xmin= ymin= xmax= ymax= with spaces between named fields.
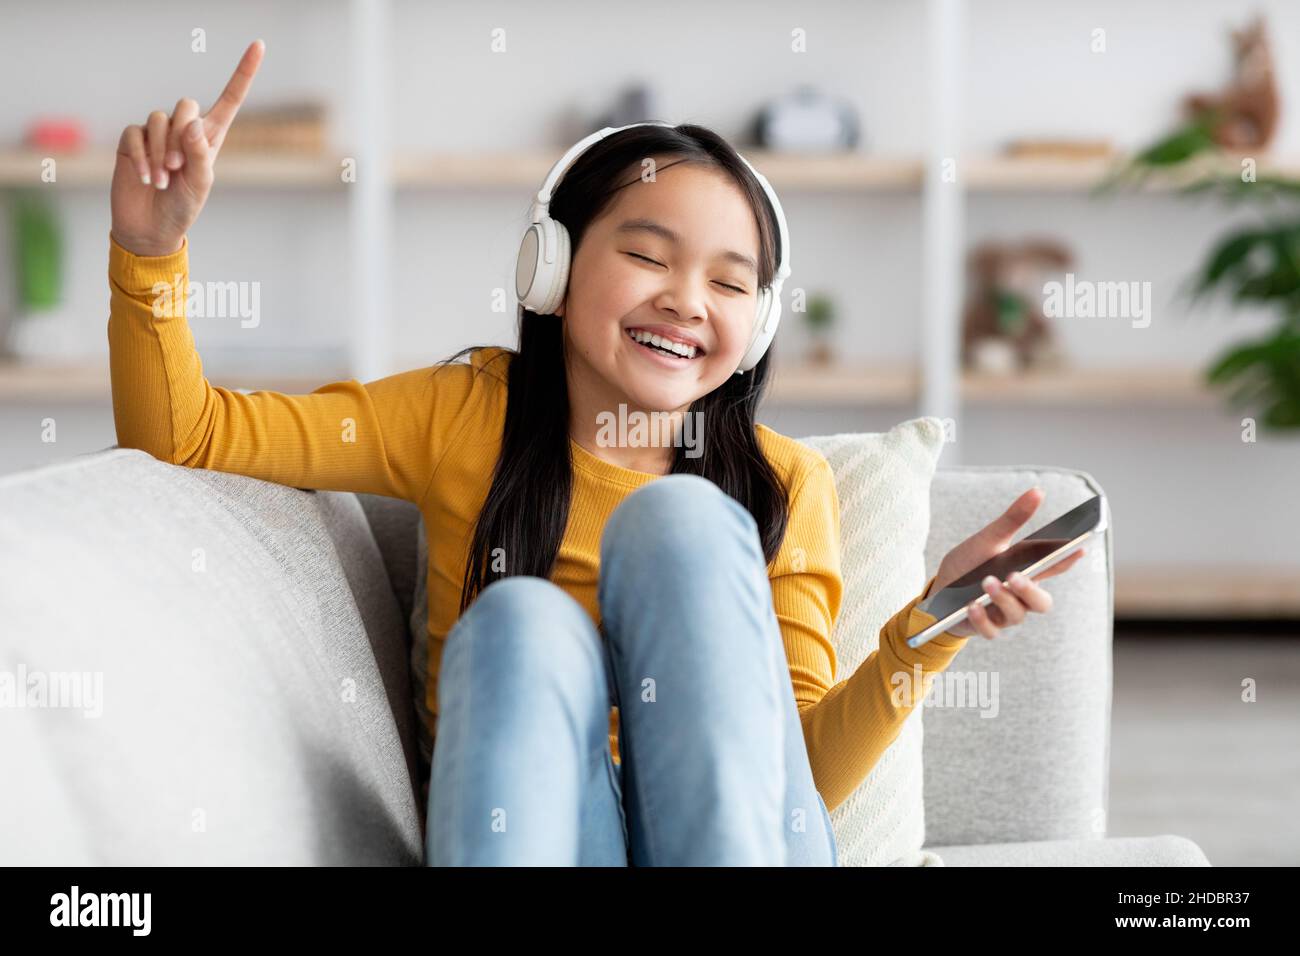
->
xmin=652 ymin=268 xmax=709 ymax=324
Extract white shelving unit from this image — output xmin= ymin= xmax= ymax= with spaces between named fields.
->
xmin=921 ymin=0 xmax=964 ymax=456
xmin=347 ymin=0 xmax=392 ymax=385
xmin=4 ymin=0 xmax=1290 ymax=416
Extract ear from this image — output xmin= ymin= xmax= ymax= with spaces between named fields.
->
xmin=554 ymin=295 xmax=565 ymax=318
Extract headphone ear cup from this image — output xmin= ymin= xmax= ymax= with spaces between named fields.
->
xmin=735 ymin=288 xmax=775 ymax=375
xmin=515 ymin=223 xmax=543 ymax=312
xmin=516 ymin=217 xmax=572 ymax=315
xmin=766 ymin=293 xmax=782 ymax=342
xmin=542 ymin=218 xmax=571 ymax=315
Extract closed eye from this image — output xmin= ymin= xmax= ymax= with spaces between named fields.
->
xmin=624 ymin=252 xmax=748 ymax=294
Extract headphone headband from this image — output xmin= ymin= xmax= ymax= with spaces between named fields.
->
xmin=517 ymin=121 xmax=791 ymax=374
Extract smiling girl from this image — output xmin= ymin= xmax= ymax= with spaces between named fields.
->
xmin=107 ymin=40 xmax=1082 ymax=866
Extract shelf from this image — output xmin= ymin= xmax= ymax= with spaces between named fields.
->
xmin=962 ymin=365 xmax=1217 ymax=405
xmin=0 ymin=146 xmax=922 ymax=191
xmin=6 ymin=147 xmax=1297 ymax=193
xmin=764 ymin=361 xmax=1219 ymax=406
xmin=964 ymin=152 xmax=1300 ymax=192
xmin=0 ymin=352 xmax=1227 ymax=409
xmin=0 ymin=355 xmax=1221 ymax=411
xmin=392 ymin=151 xmax=554 ymax=188
xmin=396 ymin=150 xmax=925 ymax=190
xmin=766 ymin=361 xmax=918 ymax=404
xmin=0 ymin=148 xmax=350 ymax=188
xmin=1116 ymin=566 xmax=1300 ymax=618
xmin=397 ymin=150 xmax=1300 ymax=192
xmin=0 ymin=359 xmax=348 ymax=402
xmin=964 ymin=155 xmax=1124 ymax=191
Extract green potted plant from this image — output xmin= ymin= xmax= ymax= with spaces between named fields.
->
xmin=803 ymin=292 xmax=836 ymax=365
xmin=1097 ymin=113 xmax=1300 ymax=429
xmin=3 ymin=193 xmax=63 ymax=360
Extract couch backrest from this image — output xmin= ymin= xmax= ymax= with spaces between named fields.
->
xmin=922 ymin=465 xmax=1113 ymax=848
xmin=0 ymin=448 xmax=422 ymax=864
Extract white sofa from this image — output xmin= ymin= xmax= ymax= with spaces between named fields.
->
xmin=0 ymin=446 xmax=1210 ymax=865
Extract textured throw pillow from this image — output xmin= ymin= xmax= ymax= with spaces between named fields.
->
xmin=798 ymin=416 xmax=946 ymax=867
xmin=411 ymin=416 xmax=947 ymax=866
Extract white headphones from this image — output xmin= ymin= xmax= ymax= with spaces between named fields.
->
xmin=514 ymin=121 xmax=791 ymax=375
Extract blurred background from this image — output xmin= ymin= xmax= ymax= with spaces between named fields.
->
xmin=0 ymin=0 xmax=1296 ymax=864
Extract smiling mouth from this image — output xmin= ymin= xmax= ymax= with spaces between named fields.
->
xmin=625 ymin=328 xmax=704 ymax=360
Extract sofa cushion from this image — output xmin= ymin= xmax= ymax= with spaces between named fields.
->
xmin=920 ymin=466 xmax=1113 ymax=849
xmin=926 ymin=834 xmax=1210 ymax=866
xmin=798 ymin=417 xmax=946 ymax=866
xmin=0 ymin=448 xmax=422 ymax=864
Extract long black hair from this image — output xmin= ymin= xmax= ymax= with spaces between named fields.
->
xmin=438 ymin=123 xmax=790 ymax=615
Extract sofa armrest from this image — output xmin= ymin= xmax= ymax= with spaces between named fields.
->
xmin=921 ymin=465 xmax=1114 ymax=849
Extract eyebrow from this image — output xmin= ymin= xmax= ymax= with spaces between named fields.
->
xmin=614 ymin=217 xmax=758 ymax=275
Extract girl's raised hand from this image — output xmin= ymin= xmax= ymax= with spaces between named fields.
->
xmin=110 ymin=39 xmax=265 ymax=257
xmin=927 ymin=487 xmax=1087 ymax=640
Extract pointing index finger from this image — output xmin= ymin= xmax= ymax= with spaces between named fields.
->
xmin=203 ymin=39 xmax=265 ymax=146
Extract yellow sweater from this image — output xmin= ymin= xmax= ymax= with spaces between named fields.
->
xmin=106 ymin=233 xmax=971 ymax=813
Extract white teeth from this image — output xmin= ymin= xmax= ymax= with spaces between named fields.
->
xmin=628 ymin=328 xmax=698 ymax=358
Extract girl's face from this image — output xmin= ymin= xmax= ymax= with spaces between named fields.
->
xmin=555 ymin=158 xmax=763 ymax=417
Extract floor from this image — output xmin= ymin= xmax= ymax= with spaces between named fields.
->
xmin=1109 ymin=628 xmax=1300 ymax=866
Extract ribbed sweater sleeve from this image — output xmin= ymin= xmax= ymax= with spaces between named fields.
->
xmin=106 ymin=232 xmax=463 ymax=503
xmin=771 ymin=453 xmax=971 ymax=813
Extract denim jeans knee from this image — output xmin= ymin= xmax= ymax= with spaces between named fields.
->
xmin=438 ymin=574 xmax=609 ymax=723
xmin=427 ymin=573 xmax=624 ymax=865
xmin=600 ymin=473 xmax=763 ymax=572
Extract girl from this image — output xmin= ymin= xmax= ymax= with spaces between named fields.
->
xmin=108 ymin=40 xmax=1083 ymax=866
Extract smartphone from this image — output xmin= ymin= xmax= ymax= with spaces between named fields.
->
xmin=905 ymin=493 xmax=1108 ymax=649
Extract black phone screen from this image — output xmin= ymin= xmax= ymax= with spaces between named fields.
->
xmin=917 ymin=494 xmax=1103 ymax=621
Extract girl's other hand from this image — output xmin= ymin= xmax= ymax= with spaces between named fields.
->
xmin=109 ymin=39 xmax=265 ymax=257
xmin=928 ymin=487 xmax=1086 ymax=640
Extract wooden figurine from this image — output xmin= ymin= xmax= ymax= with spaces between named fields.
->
xmin=1184 ymin=15 xmax=1279 ymax=151
xmin=961 ymin=239 xmax=1072 ymax=374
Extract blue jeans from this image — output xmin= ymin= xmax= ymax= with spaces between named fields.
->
xmin=424 ymin=473 xmax=838 ymax=866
